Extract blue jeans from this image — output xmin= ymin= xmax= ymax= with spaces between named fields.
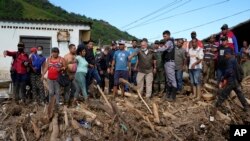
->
xmin=189 ymin=69 xmax=202 ymax=86
xmin=175 ymin=70 xmax=183 ymax=91
xmin=86 ymin=68 xmax=101 ymax=88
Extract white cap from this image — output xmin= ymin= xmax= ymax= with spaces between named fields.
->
xmin=118 ymin=40 xmax=126 ymax=45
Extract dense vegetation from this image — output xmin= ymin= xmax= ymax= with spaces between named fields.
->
xmin=0 ymin=0 xmax=136 ymax=45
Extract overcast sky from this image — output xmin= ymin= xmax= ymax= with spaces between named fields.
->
xmin=49 ymin=0 xmax=250 ymax=42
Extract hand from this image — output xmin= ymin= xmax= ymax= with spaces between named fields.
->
xmin=110 ymin=69 xmax=114 ymax=75
xmin=100 ymin=70 xmax=103 ymax=75
xmin=107 ymin=68 xmax=111 ymax=74
xmin=41 ymin=75 xmax=45 ymax=80
xmin=153 ymin=68 xmax=157 ymax=74
xmin=191 ymin=64 xmax=196 ymax=69
xmin=3 ymin=50 xmax=7 ymax=57
xmin=89 ymin=64 xmax=94 ymax=68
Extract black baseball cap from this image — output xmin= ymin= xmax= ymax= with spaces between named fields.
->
xmin=221 ymin=24 xmax=228 ymax=30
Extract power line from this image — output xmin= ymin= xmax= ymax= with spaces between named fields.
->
xmin=172 ymin=9 xmax=250 ymax=34
xmin=125 ymin=0 xmax=229 ymax=31
xmin=124 ymin=0 xmax=192 ymax=31
xmin=121 ymin=0 xmax=182 ymax=29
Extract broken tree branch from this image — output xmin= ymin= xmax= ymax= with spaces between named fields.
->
xmin=119 ymin=78 xmax=153 ymax=114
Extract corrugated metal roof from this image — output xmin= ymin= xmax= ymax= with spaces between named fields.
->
xmin=0 ymin=17 xmax=92 ymax=26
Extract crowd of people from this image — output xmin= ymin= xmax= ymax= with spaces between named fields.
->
xmin=3 ymin=24 xmax=250 ymax=113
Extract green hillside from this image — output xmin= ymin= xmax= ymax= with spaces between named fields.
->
xmin=0 ymin=0 xmax=136 ymax=44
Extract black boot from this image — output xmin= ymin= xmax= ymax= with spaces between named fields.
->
xmin=165 ymin=86 xmax=172 ymax=101
xmin=171 ymin=87 xmax=177 ymax=101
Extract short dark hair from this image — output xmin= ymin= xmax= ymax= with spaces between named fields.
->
xmin=37 ymin=45 xmax=43 ymax=50
xmin=17 ymin=42 xmax=25 ymax=47
xmin=76 ymin=45 xmax=86 ymax=55
xmin=132 ymin=39 xmax=137 ymax=42
xmin=163 ymin=30 xmax=171 ymax=35
xmin=69 ymin=44 xmax=75 ymax=49
xmin=51 ymin=47 xmax=59 ymax=53
xmin=86 ymin=39 xmax=94 ymax=44
xmin=140 ymin=38 xmax=148 ymax=43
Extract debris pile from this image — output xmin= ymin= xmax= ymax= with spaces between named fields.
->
xmin=0 ymin=78 xmax=250 ymax=141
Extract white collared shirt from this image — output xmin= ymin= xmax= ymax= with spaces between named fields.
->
xmin=188 ymin=47 xmax=204 ymax=69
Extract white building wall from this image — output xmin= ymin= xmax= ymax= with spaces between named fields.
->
xmin=0 ymin=20 xmax=90 ymax=80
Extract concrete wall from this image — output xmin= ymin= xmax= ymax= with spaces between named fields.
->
xmin=0 ymin=20 xmax=90 ymax=80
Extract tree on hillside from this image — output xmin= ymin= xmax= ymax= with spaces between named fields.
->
xmin=0 ymin=0 xmax=24 ymax=18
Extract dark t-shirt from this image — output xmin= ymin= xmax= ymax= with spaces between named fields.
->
xmin=217 ymin=46 xmax=233 ymax=69
xmin=85 ymin=48 xmax=95 ymax=65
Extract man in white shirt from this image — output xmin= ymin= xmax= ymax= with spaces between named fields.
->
xmin=188 ymin=38 xmax=204 ymax=100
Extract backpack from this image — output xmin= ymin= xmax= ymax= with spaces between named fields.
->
xmin=234 ymin=60 xmax=244 ymax=83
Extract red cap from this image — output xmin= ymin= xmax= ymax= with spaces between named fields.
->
xmin=30 ymin=47 xmax=37 ymax=53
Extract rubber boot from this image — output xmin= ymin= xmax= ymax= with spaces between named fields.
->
xmin=164 ymin=86 xmax=171 ymax=101
xmin=195 ymin=85 xmax=201 ymax=100
xmin=191 ymin=86 xmax=197 ymax=98
xmin=171 ymin=87 xmax=177 ymax=102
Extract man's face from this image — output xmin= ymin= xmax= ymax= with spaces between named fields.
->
xmin=132 ymin=41 xmax=137 ymax=48
xmin=112 ymin=44 xmax=117 ymax=50
xmin=222 ymin=29 xmax=227 ymax=35
xmin=154 ymin=44 xmax=159 ymax=49
xmin=191 ymin=33 xmax=196 ymax=39
xmin=177 ymin=40 xmax=183 ymax=48
xmin=243 ymin=41 xmax=248 ymax=47
xmin=209 ymin=37 xmax=215 ymax=43
xmin=225 ymin=53 xmax=230 ymax=59
xmin=192 ymin=40 xmax=197 ymax=48
xmin=141 ymin=41 xmax=148 ymax=49
xmin=222 ymin=40 xmax=228 ymax=46
xmin=70 ymin=45 xmax=76 ymax=54
xmin=87 ymin=42 xmax=94 ymax=49
xmin=163 ymin=34 xmax=170 ymax=40
xmin=119 ymin=44 xmax=125 ymax=50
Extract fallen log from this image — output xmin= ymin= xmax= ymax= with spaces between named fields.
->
xmin=208 ymin=79 xmax=218 ymax=85
xmin=230 ymin=91 xmax=244 ymax=108
xmin=71 ymin=119 xmax=97 ymax=140
xmin=216 ymin=110 xmax=231 ymax=124
xmin=11 ymin=128 xmax=17 ymax=141
xmin=20 ymin=127 xmax=27 ymax=141
xmin=96 ymin=85 xmax=112 ymax=109
xmin=47 ymin=95 xmax=56 ymax=120
xmin=119 ymin=78 xmax=153 ymax=114
xmin=73 ymin=136 xmax=81 ymax=141
xmin=50 ymin=114 xmax=59 ymax=141
xmin=64 ymin=106 xmax=69 ymax=129
xmin=204 ymin=83 xmax=218 ymax=92
xmin=163 ymin=111 xmax=177 ymax=120
xmin=118 ymin=90 xmax=138 ymax=98
xmin=145 ymin=116 xmax=155 ymax=132
xmin=152 ymin=103 xmax=160 ymax=124
xmin=31 ymin=120 xmax=41 ymax=139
